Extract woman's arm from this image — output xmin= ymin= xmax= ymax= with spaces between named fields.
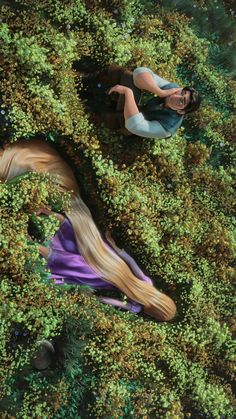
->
xmin=105 ymin=231 xmax=123 ymax=254
xmin=118 ymin=249 xmax=153 ymax=284
xmin=105 ymin=232 xmax=153 ymax=284
xmin=28 ymin=234 xmax=51 ymax=259
xmin=98 ymin=296 xmax=142 ymax=313
xmin=36 ymin=207 xmax=65 ymax=224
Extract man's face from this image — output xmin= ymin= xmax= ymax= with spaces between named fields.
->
xmin=165 ymin=89 xmax=191 ymax=114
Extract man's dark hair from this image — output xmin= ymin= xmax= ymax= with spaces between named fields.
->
xmin=183 ymin=87 xmax=201 ymax=114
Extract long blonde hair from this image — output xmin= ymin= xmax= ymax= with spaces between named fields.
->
xmin=0 ymin=139 xmax=176 ymax=321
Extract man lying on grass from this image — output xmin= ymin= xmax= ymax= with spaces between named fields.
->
xmin=82 ymin=65 xmax=201 ymax=139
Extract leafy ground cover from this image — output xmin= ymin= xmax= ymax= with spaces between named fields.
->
xmin=0 ymin=0 xmax=235 ymax=417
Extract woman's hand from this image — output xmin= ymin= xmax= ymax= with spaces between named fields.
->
xmin=105 ymin=231 xmax=116 ymax=248
xmin=156 ymin=87 xmax=182 ymax=98
xmin=35 ymin=206 xmax=52 ymax=216
xmin=105 ymin=231 xmax=122 ymax=253
xmin=27 ymin=233 xmax=33 ymax=242
xmin=35 ymin=206 xmax=65 ymax=223
xmin=108 ymin=85 xmax=132 ymax=96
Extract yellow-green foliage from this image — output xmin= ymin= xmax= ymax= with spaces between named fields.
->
xmin=0 ymin=0 xmax=235 ymax=418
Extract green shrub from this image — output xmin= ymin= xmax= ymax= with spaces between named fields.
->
xmin=0 ymin=0 xmax=235 ymax=417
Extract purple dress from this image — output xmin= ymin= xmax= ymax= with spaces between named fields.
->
xmin=47 ymin=219 xmax=153 ymax=314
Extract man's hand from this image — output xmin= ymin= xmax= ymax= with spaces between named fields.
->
xmin=134 ymin=71 xmax=182 ymax=98
xmin=109 ymin=85 xmax=139 ymax=120
xmin=108 ymin=85 xmax=132 ymax=95
xmin=156 ymin=87 xmax=182 ymax=98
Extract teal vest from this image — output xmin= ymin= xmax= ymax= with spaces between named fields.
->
xmin=141 ymin=83 xmax=183 ymax=136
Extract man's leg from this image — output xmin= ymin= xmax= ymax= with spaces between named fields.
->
xmin=98 ymin=64 xmax=124 ymax=85
xmin=105 ymin=111 xmax=134 ymax=136
xmin=97 ymin=65 xmax=141 ymax=102
xmin=89 ymin=65 xmax=141 ymax=136
xmin=92 ymin=111 xmax=123 ymax=130
xmin=116 ymin=112 xmax=134 ymax=136
xmin=80 ymin=65 xmax=123 ymax=112
xmin=91 ymin=110 xmax=133 ymax=136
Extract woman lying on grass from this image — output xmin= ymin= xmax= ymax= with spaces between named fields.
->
xmin=0 ymin=138 xmax=176 ymax=321
xmin=32 ymin=206 xmax=176 ymax=319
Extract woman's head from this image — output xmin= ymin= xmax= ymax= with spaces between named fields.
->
xmin=1 ymin=139 xmax=177 ymax=322
xmin=0 ymin=139 xmax=79 ymax=195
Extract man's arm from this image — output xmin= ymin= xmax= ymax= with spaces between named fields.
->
xmin=125 ymin=113 xmax=171 ymax=139
xmin=133 ymin=67 xmax=180 ymax=97
xmin=134 ymin=71 xmax=161 ymax=95
xmin=109 ymin=85 xmax=139 ymax=119
xmin=108 ymin=85 xmax=171 ymax=139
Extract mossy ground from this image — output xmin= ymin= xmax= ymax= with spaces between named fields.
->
xmin=0 ymin=1 xmax=235 ymax=418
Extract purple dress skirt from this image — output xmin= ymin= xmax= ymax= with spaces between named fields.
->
xmin=47 ymin=219 xmax=153 ymax=314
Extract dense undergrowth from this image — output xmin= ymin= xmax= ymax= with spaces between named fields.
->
xmin=0 ymin=0 xmax=235 ymax=417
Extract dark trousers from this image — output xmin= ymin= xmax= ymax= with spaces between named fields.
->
xmin=94 ymin=65 xmax=142 ymax=136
